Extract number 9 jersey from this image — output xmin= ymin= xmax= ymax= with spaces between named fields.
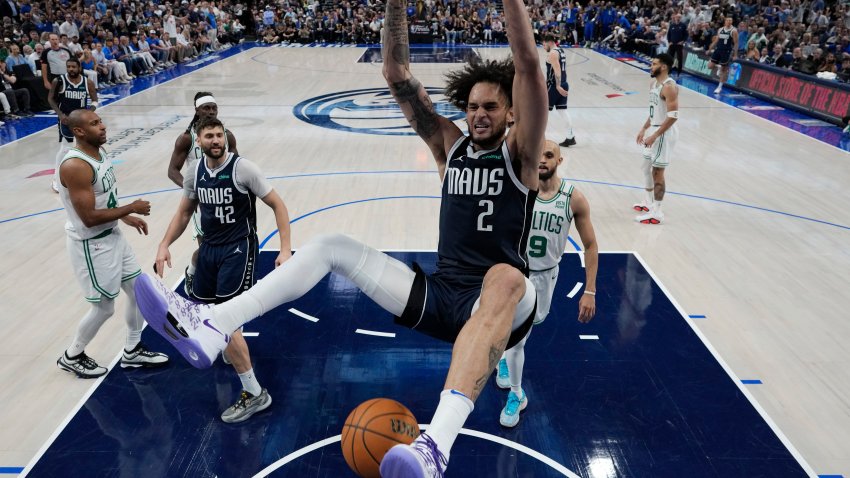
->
xmin=527 ymin=179 xmax=574 ymax=272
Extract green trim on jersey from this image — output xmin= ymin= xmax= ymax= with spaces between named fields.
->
xmin=536 ymin=179 xmax=568 ymax=204
xmin=122 ymin=269 xmax=142 ymax=282
xmin=63 ymin=148 xmax=106 ymax=185
xmin=82 ymin=239 xmax=119 ymax=299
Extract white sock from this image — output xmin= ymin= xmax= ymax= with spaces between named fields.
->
xmin=654 ymin=200 xmax=663 ymax=214
xmin=121 ymin=278 xmax=144 ymax=351
xmin=238 ymin=368 xmax=262 ymax=396
xmin=644 ymin=190 xmax=653 ymax=206
xmin=552 ymin=108 xmax=574 ymax=139
xmin=187 ymin=262 xmax=196 ymax=275
xmin=423 ymin=389 xmax=474 ymax=457
xmin=214 ymin=234 xmax=414 ymax=333
xmin=67 ymin=299 xmax=115 ymax=358
xmin=505 ymin=334 xmax=528 ymax=396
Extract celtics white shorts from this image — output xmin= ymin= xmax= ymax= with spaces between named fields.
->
xmin=530 ymin=264 xmax=559 ymax=324
xmin=643 ymin=125 xmax=678 ymax=168
xmin=67 ymin=228 xmax=141 ymax=302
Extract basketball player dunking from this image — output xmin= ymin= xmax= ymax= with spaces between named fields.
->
xmin=634 ymin=53 xmax=679 ymax=225
xmin=708 ymin=16 xmax=738 ymax=94
xmin=132 ymin=0 xmax=545 ymax=474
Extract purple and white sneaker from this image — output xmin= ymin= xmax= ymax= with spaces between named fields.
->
xmin=134 ymin=273 xmax=229 ymax=369
xmin=380 ymin=433 xmax=448 ymax=478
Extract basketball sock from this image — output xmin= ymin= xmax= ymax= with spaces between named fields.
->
xmin=645 ymin=189 xmax=654 ymax=206
xmin=505 ymin=333 xmax=528 ymax=396
xmin=121 ymin=278 xmax=144 ymax=351
xmin=215 ymin=234 xmax=415 ymax=333
xmin=654 ymin=200 xmax=663 ymax=214
xmin=238 ymin=369 xmax=262 ymax=396
xmin=423 ymin=389 xmax=474 ymax=457
xmin=552 ymin=108 xmax=574 ymax=139
xmin=67 ymin=299 xmax=115 ymax=357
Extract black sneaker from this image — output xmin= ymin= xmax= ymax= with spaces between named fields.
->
xmin=57 ymin=351 xmax=108 ymax=378
xmin=121 ymin=342 xmax=170 ymax=368
xmin=559 ymin=137 xmax=577 ymax=147
xmin=183 ymin=266 xmax=195 ymax=297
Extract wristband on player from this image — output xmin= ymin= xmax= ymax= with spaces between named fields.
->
xmin=584 ymin=290 xmax=596 ymax=296
xmin=667 ymin=111 xmax=678 ymax=119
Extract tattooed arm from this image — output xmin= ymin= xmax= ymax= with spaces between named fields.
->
xmin=382 ymin=0 xmax=462 ymax=177
xmin=503 ymin=0 xmax=547 ymax=190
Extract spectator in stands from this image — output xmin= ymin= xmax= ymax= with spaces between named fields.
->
xmin=745 ymin=40 xmax=760 ymax=61
xmin=838 ymin=55 xmax=850 ymax=82
xmin=750 ymin=27 xmax=767 ymax=51
xmin=791 ymin=47 xmax=805 ymax=72
xmin=820 ymin=52 xmax=838 ymax=74
xmin=4 ymin=43 xmax=34 ymax=74
xmin=801 ymin=48 xmax=824 ymax=74
xmin=0 ymin=58 xmax=33 ymax=119
xmin=667 ymin=13 xmax=688 ymax=76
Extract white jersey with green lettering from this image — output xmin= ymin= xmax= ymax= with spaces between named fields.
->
xmin=59 ymin=147 xmax=119 ymax=240
xmin=528 ymin=179 xmax=574 ymax=272
xmin=649 ymin=77 xmax=676 ymax=126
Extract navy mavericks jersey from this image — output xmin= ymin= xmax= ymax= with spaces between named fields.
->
xmin=716 ymin=27 xmax=734 ymax=51
xmin=438 ymin=136 xmax=537 ymax=275
xmin=58 ymin=75 xmax=89 ymax=115
xmin=196 ymin=153 xmax=257 ymax=245
xmin=546 ymin=47 xmax=568 ymax=90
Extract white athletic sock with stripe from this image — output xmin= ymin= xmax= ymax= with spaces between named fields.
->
xmin=654 ymin=199 xmax=663 ymax=215
xmin=506 ymin=333 xmax=529 ymax=396
xmin=422 ymin=389 xmax=474 ymax=457
xmin=238 ymin=369 xmax=262 ymax=396
xmin=553 ymin=108 xmax=575 ymax=140
xmin=645 ymin=189 xmax=654 ymax=206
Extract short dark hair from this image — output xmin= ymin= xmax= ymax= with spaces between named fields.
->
xmin=195 ymin=116 xmax=224 ymax=134
xmin=444 ymin=58 xmax=515 ymax=111
xmin=66 ymin=57 xmax=81 ymax=67
xmin=654 ymin=53 xmax=674 ymax=70
xmin=542 ymin=34 xmax=556 ymax=43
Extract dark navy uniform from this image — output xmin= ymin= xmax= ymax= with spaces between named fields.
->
xmin=395 ymin=136 xmax=537 ymax=348
xmin=711 ymin=26 xmax=735 ymax=65
xmin=192 ymin=152 xmax=259 ymax=303
xmin=57 ymin=74 xmax=90 ymax=141
xmin=546 ymin=47 xmax=569 ymax=110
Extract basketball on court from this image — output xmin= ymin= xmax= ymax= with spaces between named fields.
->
xmin=341 ymin=398 xmax=420 ymax=478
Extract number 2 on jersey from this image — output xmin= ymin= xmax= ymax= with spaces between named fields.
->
xmin=477 ymin=199 xmax=494 ymax=232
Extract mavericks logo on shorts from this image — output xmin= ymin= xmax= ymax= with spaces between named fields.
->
xmin=294 ymin=87 xmax=464 ymax=136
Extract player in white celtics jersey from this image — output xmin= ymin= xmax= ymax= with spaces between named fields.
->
xmin=166 ymin=92 xmax=237 ymax=294
xmin=634 ymin=53 xmax=679 ymax=225
xmin=494 ymin=139 xmax=598 ymax=427
xmin=56 ymin=110 xmax=169 ymax=378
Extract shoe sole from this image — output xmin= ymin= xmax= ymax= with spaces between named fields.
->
xmin=496 ymin=377 xmax=511 ymax=389
xmin=221 ymin=395 xmax=273 ymax=424
xmin=499 ymin=397 xmax=529 ymax=428
xmin=379 ymin=445 xmax=426 ymax=478
xmin=57 ymin=359 xmax=106 ymax=379
xmin=119 ymin=359 xmax=170 ymax=369
xmin=637 ymin=218 xmax=662 ymax=224
xmin=134 ymin=274 xmax=214 ymax=369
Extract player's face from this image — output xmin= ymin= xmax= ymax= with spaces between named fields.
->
xmin=76 ymin=112 xmax=108 ymax=146
xmin=538 ymin=141 xmax=562 ymax=181
xmin=198 ymin=126 xmax=226 ymax=159
xmin=650 ymin=59 xmax=663 ymax=78
xmin=725 ymin=17 xmax=733 ymax=27
xmin=196 ymin=102 xmax=218 ymax=121
xmin=466 ymin=82 xmax=509 ymax=149
xmin=543 ymin=40 xmax=552 ymax=52
xmin=66 ymin=61 xmax=81 ymax=77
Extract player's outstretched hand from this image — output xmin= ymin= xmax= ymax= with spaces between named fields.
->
xmin=130 ymin=199 xmax=151 ymax=216
xmin=578 ymin=294 xmax=596 ymax=323
xmin=154 ymin=245 xmax=172 ymax=278
xmin=122 ymin=216 xmax=148 ymax=235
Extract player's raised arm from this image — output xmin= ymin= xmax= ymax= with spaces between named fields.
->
xmin=504 ymin=0 xmax=548 ymax=178
xmin=382 ymin=0 xmax=462 ymax=170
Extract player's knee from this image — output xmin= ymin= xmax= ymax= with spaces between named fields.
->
xmin=313 ymin=232 xmax=354 ymax=250
xmin=483 ymin=264 xmax=526 ymax=302
xmin=95 ymin=298 xmax=115 ymax=317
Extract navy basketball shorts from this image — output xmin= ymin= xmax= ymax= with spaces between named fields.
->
xmin=395 ymin=263 xmax=536 ymax=349
xmin=58 ymin=121 xmax=74 ymax=142
xmin=192 ymin=235 xmax=257 ymax=303
xmin=710 ymin=49 xmax=732 ymax=66
xmin=548 ymin=85 xmax=569 ymax=110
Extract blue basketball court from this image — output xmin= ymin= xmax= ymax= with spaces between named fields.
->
xmin=23 ymin=251 xmax=814 ymax=477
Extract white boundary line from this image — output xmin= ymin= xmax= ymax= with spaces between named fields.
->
xmin=288 ymin=308 xmax=319 ymax=322
xmin=242 ymin=332 xmax=260 ymax=337
xmin=579 ymin=335 xmax=599 ymax=340
xmin=566 ymin=282 xmax=584 ymax=299
xmin=631 ymin=251 xmax=819 ymax=477
xmin=355 ymin=329 xmax=396 ymax=338
xmin=19 ymin=276 xmax=184 ymax=477
xmin=253 ymin=424 xmax=581 ymax=478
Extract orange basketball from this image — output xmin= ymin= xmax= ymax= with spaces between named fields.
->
xmin=341 ymin=398 xmax=420 ymax=478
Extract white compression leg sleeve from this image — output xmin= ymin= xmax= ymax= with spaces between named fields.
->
xmin=121 ymin=277 xmax=145 ymax=351
xmin=505 ymin=332 xmax=529 ymax=395
xmin=642 ymin=159 xmax=654 ymax=204
xmin=552 ymin=108 xmax=574 ymax=139
xmin=215 ymin=233 xmax=416 ymax=333
xmin=66 ymin=299 xmax=115 ymax=357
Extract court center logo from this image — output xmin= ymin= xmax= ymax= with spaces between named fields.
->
xmin=294 ymin=87 xmax=464 ymax=136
